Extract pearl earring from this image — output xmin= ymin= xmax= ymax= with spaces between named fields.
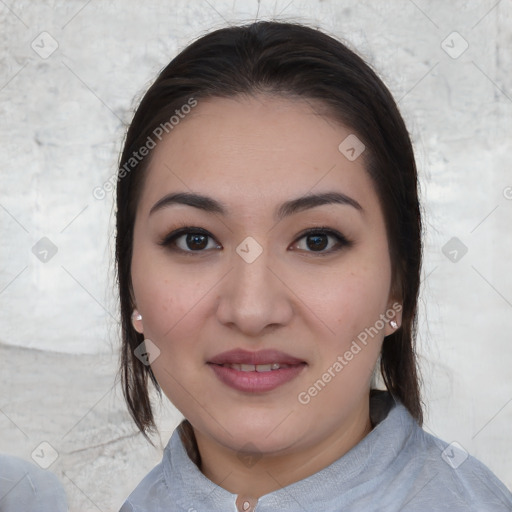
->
xmin=390 ymin=320 xmax=398 ymax=329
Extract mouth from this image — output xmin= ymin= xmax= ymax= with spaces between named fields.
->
xmin=207 ymin=348 xmax=307 ymax=393
xmin=207 ymin=348 xmax=306 ymax=366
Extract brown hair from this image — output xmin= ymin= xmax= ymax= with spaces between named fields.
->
xmin=116 ymin=20 xmax=424 ymax=440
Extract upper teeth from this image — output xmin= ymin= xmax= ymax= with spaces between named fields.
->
xmin=222 ymin=363 xmax=290 ymax=372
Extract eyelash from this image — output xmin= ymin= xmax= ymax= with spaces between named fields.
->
xmin=158 ymin=225 xmax=353 ymax=256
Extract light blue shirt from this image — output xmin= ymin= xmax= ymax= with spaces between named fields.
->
xmin=120 ymin=391 xmax=512 ymax=511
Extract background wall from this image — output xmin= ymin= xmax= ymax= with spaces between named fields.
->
xmin=0 ymin=0 xmax=511 ymax=510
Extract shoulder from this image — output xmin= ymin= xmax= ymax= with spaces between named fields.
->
xmin=388 ymin=415 xmax=512 ymax=511
xmin=119 ymin=424 xmax=202 ymax=511
xmin=0 ymin=454 xmax=68 ymax=511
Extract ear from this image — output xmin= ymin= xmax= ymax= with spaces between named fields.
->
xmin=131 ymin=309 xmax=144 ymax=334
xmin=383 ymin=299 xmax=402 ymax=337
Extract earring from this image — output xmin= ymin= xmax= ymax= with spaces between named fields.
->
xmin=131 ymin=310 xmax=142 ymax=321
xmin=390 ymin=320 xmax=398 ymax=329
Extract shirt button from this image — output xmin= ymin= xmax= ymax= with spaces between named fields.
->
xmin=236 ymin=495 xmax=258 ymax=512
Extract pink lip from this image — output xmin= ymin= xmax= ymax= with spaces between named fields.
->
xmin=207 ymin=348 xmax=307 ymax=393
xmin=207 ymin=348 xmax=305 ymax=366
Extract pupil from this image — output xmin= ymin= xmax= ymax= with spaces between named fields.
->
xmin=308 ymin=234 xmax=327 ymax=251
xmin=187 ymin=233 xmax=207 ymax=250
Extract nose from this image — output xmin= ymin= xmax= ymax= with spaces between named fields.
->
xmin=215 ymin=239 xmax=294 ymax=337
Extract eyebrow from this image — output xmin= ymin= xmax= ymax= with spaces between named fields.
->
xmin=149 ymin=191 xmax=363 ymax=220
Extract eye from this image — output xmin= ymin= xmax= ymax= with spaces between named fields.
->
xmin=292 ymin=227 xmax=352 ymax=254
xmin=159 ymin=226 xmax=352 ymax=256
xmin=159 ymin=227 xmax=221 ymax=253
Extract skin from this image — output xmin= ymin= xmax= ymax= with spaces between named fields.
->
xmin=130 ymin=94 xmax=402 ymax=499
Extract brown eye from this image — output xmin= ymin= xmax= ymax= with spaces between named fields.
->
xmin=292 ymin=228 xmax=352 ymax=254
xmin=305 ymin=233 xmax=329 ymax=251
xmin=159 ymin=227 xmax=221 ymax=253
xmin=183 ymin=233 xmax=209 ymax=250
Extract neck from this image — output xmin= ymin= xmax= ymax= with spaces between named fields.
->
xmin=189 ymin=399 xmax=373 ymax=500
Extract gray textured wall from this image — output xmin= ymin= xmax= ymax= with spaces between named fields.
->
xmin=0 ymin=0 xmax=511 ymax=510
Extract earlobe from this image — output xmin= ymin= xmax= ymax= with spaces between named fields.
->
xmin=384 ymin=301 xmax=402 ymax=337
xmin=131 ymin=309 xmax=143 ymax=333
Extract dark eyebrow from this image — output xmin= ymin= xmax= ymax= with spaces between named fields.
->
xmin=149 ymin=191 xmax=363 ymax=219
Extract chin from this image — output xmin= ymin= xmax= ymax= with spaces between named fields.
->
xmin=210 ymin=413 xmax=305 ymax=453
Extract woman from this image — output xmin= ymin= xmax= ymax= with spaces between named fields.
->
xmin=116 ymin=21 xmax=512 ymax=511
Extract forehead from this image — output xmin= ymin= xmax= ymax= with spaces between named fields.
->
xmin=137 ymin=94 xmax=379 ymax=218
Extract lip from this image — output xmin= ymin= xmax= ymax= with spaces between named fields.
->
xmin=207 ymin=348 xmax=307 ymax=393
xmin=207 ymin=348 xmax=305 ymax=366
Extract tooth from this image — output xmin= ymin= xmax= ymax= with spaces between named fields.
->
xmin=223 ymin=363 xmax=296 ymax=371
xmin=255 ymin=364 xmax=273 ymax=372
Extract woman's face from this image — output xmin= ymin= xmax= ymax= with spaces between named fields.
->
xmin=130 ymin=94 xmax=401 ymax=456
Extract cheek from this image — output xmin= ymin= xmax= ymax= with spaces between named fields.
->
xmin=131 ymin=236 xmax=194 ymax=324
xmin=130 ymin=249 xmax=205 ymax=405
xmin=131 ymin=242 xmax=185 ymax=341
xmin=131 ymin=258 xmax=171 ymax=330
xmin=304 ymin=269 xmax=388 ymax=392
xmin=130 ymin=243 xmax=218 ymax=385
xmin=296 ymin=259 xmax=391 ymax=340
